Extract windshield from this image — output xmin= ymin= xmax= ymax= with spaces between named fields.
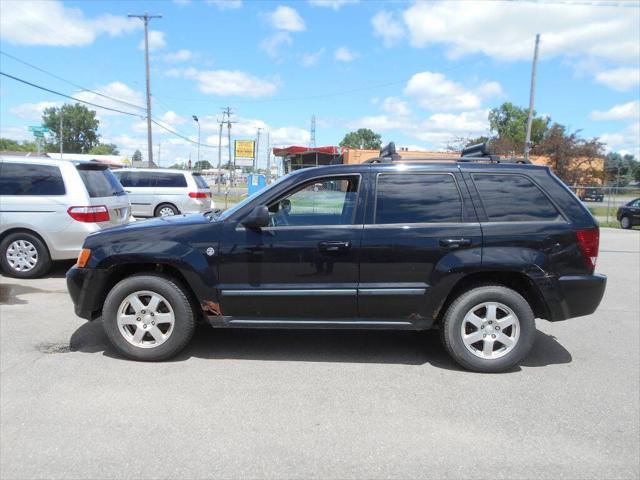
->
xmin=217 ymin=173 xmax=291 ymax=221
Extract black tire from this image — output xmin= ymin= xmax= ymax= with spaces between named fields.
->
xmin=102 ymin=274 xmax=195 ymax=361
xmin=441 ymin=284 xmax=536 ymax=373
xmin=154 ymin=203 xmax=179 ymax=217
xmin=620 ymin=216 xmax=632 ymax=229
xmin=0 ymin=232 xmax=51 ymax=279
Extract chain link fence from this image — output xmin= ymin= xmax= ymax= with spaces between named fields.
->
xmin=568 ymin=185 xmax=639 ymax=227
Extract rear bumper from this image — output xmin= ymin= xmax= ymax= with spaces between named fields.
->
xmin=66 ymin=266 xmax=110 ymax=320
xmin=539 ymin=274 xmax=607 ymax=321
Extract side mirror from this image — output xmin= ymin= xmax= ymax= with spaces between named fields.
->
xmin=242 ymin=205 xmax=269 ymax=230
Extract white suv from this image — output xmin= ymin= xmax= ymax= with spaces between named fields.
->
xmin=0 ymin=156 xmax=131 ymax=278
xmin=112 ymin=169 xmax=213 ymax=217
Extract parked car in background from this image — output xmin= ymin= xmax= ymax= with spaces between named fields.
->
xmin=112 ymin=169 xmax=213 ymax=217
xmin=67 ymin=144 xmax=606 ymax=372
xmin=616 ymin=198 xmax=640 ymax=229
xmin=579 ymin=187 xmax=604 ymax=202
xmin=0 ymin=156 xmax=130 ymax=278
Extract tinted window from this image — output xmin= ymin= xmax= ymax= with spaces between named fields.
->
xmin=192 ymin=173 xmax=209 ymax=189
xmin=268 ymin=176 xmax=359 ymax=226
xmin=154 ymin=172 xmax=187 ymax=188
xmin=116 ymin=171 xmax=154 ymax=188
xmin=0 ymin=162 xmax=65 ymax=196
xmin=77 ymin=166 xmax=124 ymax=198
xmin=374 ymin=173 xmax=462 ymax=224
xmin=472 ymin=174 xmax=561 ymax=222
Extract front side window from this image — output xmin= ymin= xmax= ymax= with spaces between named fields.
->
xmin=374 ymin=173 xmax=462 ymax=224
xmin=0 ymin=163 xmax=65 ymax=196
xmin=472 ymin=174 xmax=561 ymax=222
xmin=268 ymin=176 xmax=359 ymax=227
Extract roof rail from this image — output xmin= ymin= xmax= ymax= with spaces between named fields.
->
xmin=363 ymin=141 xmax=530 ymax=164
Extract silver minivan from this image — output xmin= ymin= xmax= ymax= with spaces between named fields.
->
xmin=112 ymin=169 xmax=213 ymax=217
xmin=0 ymin=156 xmax=131 ymax=278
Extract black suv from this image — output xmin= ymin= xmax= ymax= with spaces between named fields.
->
xmin=67 ymin=146 xmax=606 ymax=372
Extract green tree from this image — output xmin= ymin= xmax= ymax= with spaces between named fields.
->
xmin=42 ymin=103 xmax=100 ymax=153
xmin=168 ymin=162 xmax=187 ymax=170
xmin=339 ymin=128 xmax=382 ymax=150
xmin=194 ymin=160 xmax=213 ymax=171
xmin=0 ymin=138 xmax=38 ymax=152
xmin=89 ymin=143 xmax=119 ymax=155
xmin=604 ymin=152 xmax=639 ymax=186
xmin=132 ymin=149 xmax=143 ymax=164
xmin=488 ymin=102 xmax=549 ymax=154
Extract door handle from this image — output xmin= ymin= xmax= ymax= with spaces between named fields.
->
xmin=439 ymin=238 xmax=472 ymax=249
xmin=319 ymin=240 xmax=351 ymax=252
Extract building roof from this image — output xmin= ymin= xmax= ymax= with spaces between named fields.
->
xmin=272 ymin=146 xmax=342 ymax=157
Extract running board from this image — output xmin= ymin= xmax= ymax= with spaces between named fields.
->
xmin=206 ymin=316 xmax=418 ymax=330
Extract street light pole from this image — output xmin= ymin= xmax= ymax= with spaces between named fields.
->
xmin=192 ymin=115 xmax=200 ymax=168
xmin=59 ymin=105 xmax=63 ymax=159
xmin=128 ymin=12 xmax=162 ymax=168
xmin=524 ymin=33 xmax=541 ymax=162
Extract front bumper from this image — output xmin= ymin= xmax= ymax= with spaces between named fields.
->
xmin=66 ymin=266 xmax=110 ymax=320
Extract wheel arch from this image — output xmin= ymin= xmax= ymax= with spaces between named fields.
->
xmin=154 ymin=203 xmax=180 ymax=217
xmin=433 ymin=271 xmax=551 ymax=324
xmin=0 ymin=227 xmax=52 ymax=257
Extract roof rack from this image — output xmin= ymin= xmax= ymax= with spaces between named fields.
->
xmin=364 ymin=141 xmax=530 ymax=164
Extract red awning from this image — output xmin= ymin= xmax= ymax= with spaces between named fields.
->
xmin=272 ymin=146 xmax=342 ymax=157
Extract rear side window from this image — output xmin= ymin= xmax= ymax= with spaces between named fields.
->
xmin=77 ymin=166 xmax=124 ymax=198
xmin=374 ymin=173 xmax=462 ymax=224
xmin=155 ymin=172 xmax=187 ymax=188
xmin=0 ymin=162 xmax=65 ymax=196
xmin=192 ymin=173 xmax=209 ymax=189
xmin=116 ymin=171 xmax=154 ymax=188
xmin=472 ymin=174 xmax=561 ymax=222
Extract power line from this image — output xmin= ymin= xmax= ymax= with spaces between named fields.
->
xmin=0 ymin=50 xmax=147 ymax=112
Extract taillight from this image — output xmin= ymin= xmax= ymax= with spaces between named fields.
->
xmin=575 ymin=227 xmax=599 ymax=269
xmin=67 ymin=205 xmax=110 ymax=223
xmin=189 ymin=192 xmax=210 ymax=198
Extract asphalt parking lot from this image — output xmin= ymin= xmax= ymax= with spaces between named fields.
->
xmin=1 ymin=229 xmax=638 ymax=480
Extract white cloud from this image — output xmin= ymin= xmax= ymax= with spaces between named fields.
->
xmin=335 ymin=46 xmax=358 ymax=62
xmin=404 ymin=71 xmax=501 ymax=112
xmin=10 ymin=101 xmax=61 ymax=121
xmin=72 ymin=82 xmax=145 ymax=116
xmin=600 ymin=122 xmax=640 ymax=155
xmin=308 ymin=0 xmax=358 ymax=10
xmin=594 ymin=68 xmax=640 ymax=92
xmin=159 ymin=111 xmax=187 ymax=127
xmin=164 ymin=49 xmax=196 ymax=63
xmin=372 ymin=11 xmax=404 ymax=47
xmin=261 ymin=32 xmax=293 ymax=59
xmin=402 ymin=1 xmax=639 ymax=65
xmin=205 ymin=0 xmax=243 ymax=10
xmin=270 ymin=126 xmax=310 ymax=146
xmin=381 ymin=97 xmax=411 ymax=117
xmin=182 ymin=68 xmax=279 ymax=97
xmin=0 ymin=0 xmax=140 ymax=47
xmin=140 ymin=30 xmax=166 ymax=52
xmin=267 ymin=6 xmax=306 ymax=32
xmin=591 ymin=101 xmax=640 ymax=121
xmin=300 ymin=48 xmax=325 ymax=67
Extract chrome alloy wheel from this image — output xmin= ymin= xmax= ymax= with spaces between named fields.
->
xmin=460 ymin=302 xmax=520 ymax=360
xmin=6 ymin=240 xmax=38 ymax=272
xmin=117 ymin=291 xmax=175 ymax=348
xmin=158 ymin=206 xmax=176 ymax=217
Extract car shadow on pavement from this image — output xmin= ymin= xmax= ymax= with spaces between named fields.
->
xmin=45 ymin=260 xmax=76 ymax=279
xmin=69 ymin=321 xmax=572 ymax=371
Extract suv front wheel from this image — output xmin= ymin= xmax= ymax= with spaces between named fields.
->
xmin=441 ymin=285 xmax=536 ymax=373
xmin=102 ymin=274 xmax=195 ymax=361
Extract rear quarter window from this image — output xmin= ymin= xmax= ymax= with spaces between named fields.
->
xmin=155 ymin=172 xmax=187 ymax=188
xmin=77 ymin=167 xmax=124 ymax=198
xmin=472 ymin=173 xmax=562 ymax=222
xmin=192 ymin=173 xmax=209 ymax=189
xmin=0 ymin=162 xmax=66 ymax=196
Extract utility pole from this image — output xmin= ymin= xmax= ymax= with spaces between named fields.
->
xmin=217 ymin=112 xmax=225 ymax=193
xmin=524 ymin=33 xmax=540 ymax=162
xmin=157 ymin=141 xmax=161 ymax=167
xmin=192 ymin=115 xmax=201 ymax=167
xmin=310 ymin=115 xmax=316 ymax=148
xmin=224 ymin=107 xmax=233 ymax=186
xmin=128 ymin=12 xmax=162 ymax=168
xmin=59 ymin=105 xmax=63 ymax=159
xmin=255 ymin=127 xmax=262 ymax=172
xmin=266 ymin=130 xmax=271 ymax=182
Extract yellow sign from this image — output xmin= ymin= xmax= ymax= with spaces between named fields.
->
xmin=234 ymin=140 xmax=255 ymax=159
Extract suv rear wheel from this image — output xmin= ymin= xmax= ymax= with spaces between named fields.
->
xmin=441 ymin=285 xmax=536 ymax=373
xmin=0 ymin=232 xmax=52 ymax=279
xmin=155 ymin=203 xmax=179 ymax=217
xmin=102 ymin=274 xmax=195 ymax=361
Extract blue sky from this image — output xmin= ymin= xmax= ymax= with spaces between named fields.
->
xmin=1 ymin=0 xmax=639 ymax=168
